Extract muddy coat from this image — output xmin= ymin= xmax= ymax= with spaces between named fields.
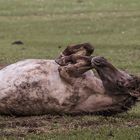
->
xmin=0 ymin=59 xmax=106 ymax=115
xmin=0 ymin=58 xmax=139 ymax=116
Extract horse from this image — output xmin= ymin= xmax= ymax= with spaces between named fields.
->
xmin=0 ymin=43 xmax=139 ymax=116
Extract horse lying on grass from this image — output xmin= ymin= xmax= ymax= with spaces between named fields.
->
xmin=0 ymin=43 xmax=139 ymax=116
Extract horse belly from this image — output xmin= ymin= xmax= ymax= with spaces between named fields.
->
xmin=0 ymin=59 xmax=71 ymax=115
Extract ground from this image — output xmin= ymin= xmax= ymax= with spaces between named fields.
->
xmin=0 ymin=0 xmax=140 ymax=139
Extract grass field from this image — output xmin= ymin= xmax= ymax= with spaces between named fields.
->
xmin=0 ymin=0 xmax=140 ymax=139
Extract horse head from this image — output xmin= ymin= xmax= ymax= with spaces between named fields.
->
xmin=91 ymin=56 xmax=140 ymax=115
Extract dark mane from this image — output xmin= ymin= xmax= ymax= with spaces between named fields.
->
xmin=94 ymin=96 xmax=138 ymax=116
xmin=96 ymin=75 xmax=139 ymax=116
xmin=95 ymin=75 xmax=140 ymax=116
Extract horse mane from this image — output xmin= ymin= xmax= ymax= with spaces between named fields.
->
xmin=96 ymin=75 xmax=140 ymax=116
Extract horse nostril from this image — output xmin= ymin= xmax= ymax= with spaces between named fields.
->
xmin=92 ymin=56 xmax=102 ymax=62
xmin=91 ymin=57 xmax=101 ymax=67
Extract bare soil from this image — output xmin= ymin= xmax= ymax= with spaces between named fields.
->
xmin=0 ymin=114 xmax=139 ymax=138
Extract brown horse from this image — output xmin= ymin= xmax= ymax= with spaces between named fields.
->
xmin=0 ymin=43 xmax=139 ymax=116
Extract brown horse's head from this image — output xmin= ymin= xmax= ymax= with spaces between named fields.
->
xmin=91 ymin=56 xmax=140 ymax=97
xmin=91 ymin=56 xmax=140 ymax=115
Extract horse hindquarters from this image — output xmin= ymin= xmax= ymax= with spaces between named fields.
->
xmin=0 ymin=59 xmax=81 ymax=115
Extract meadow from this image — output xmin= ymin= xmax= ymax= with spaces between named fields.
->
xmin=0 ymin=0 xmax=139 ymax=139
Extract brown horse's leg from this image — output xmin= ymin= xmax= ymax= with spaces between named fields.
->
xmin=58 ymin=56 xmax=93 ymax=84
xmin=56 ymin=43 xmax=94 ymax=84
xmin=63 ymin=43 xmax=94 ymax=56
xmin=55 ymin=43 xmax=94 ymax=66
xmin=55 ymin=55 xmax=73 ymax=66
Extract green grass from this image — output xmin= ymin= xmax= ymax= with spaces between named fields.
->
xmin=0 ymin=0 xmax=140 ymax=139
xmin=0 ymin=0 xmax=140 ymax=73
xmin=24 ymin=127 xmax=140 ymax=140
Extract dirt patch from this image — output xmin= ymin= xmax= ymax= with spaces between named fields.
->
xmin=0 ymin=114 xmax=139 ymax=138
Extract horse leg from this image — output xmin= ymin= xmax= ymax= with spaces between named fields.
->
xmin=58 ymin=56 xmax=93 ymax=84
xmin=63 ymin=43 xmax=94 ymax=56
xmin=55 ymin=43 xmax=94 ymax=66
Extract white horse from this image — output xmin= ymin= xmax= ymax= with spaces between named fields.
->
xmin=0 ymin=43 xmax=139 ymax=116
